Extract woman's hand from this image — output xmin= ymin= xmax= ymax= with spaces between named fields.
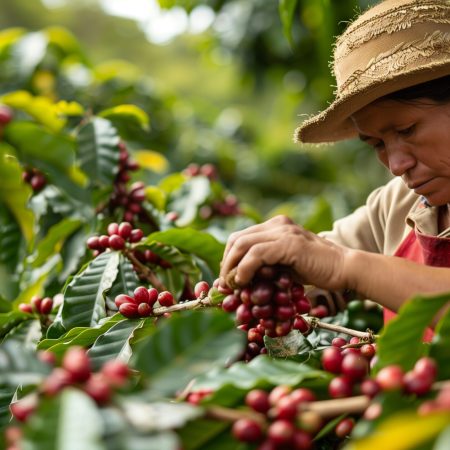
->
xmin=220 ymin=215 xmax=351 ymax=291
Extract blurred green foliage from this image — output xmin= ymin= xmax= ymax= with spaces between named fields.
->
xmin=0 ymin=0 xmax=391 ymax=228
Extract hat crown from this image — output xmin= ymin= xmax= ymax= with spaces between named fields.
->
xmin=333 ymin=0 xmax=450 ymax=98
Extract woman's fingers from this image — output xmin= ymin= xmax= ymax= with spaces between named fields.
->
xmin=219 ymin=229 xmax=280 ymax=280
xmin=222 ymin=215 xmax=293 ymax=264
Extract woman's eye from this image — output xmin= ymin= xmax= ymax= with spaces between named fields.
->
xmin=372 ymin=140 xmax=385 ymax=150
xmin=397 ymin=124 xmax=415 ymax=136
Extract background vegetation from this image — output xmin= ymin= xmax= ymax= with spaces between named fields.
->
xmin=0 ymin=0 xmax=391 ymax=227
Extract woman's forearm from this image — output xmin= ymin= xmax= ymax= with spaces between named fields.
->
xmin=345 ymin=250 xmax=450 ymax=311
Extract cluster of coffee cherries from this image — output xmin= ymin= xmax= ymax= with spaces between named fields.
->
xmin=115 ymin=286 xmax=175 ymax=318
xmin=198 ymin=194 xmax=241 ymax=220
xmin=86 ymin=221 xmax=144 ymax=256
xmin=231 ymin=385 xmax=320 ymax=449
xmin=19 ymin=295 xmax=54 ymax=317
xmin=183 ymin=162 xmax=218 ymax=180
xmin=220 ymin=266 xmax=312 ymax=360
xmin=321 ymin=337 xmax=377 ymax=400
xmin=22 ymin=167 xmax=47 ymax=192
xmin=108 ymin=142 xmax=143 ymax=223
xmin=9 ymin=347 xmax=130 ymax=425
xmin=132 ymin=248 xmax=172 ymax=270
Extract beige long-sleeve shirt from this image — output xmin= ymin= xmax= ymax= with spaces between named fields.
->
xmin=320 ymin=176 xmax=450 ymax=254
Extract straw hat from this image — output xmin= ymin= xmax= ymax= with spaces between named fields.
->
xmin=295 ymin=0 xmax=450 ymax=144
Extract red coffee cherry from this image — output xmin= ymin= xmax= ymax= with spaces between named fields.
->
xmin=328 ymin=376 xmax=353 ymax=398
xmin=138 ymin=302 xmax=152 ymax=317
xmin=10 ymin=397 xmax=37 ymax=423
xmin=292 ymin=430 xmax=313 ymax=450
xmin=294 ymin=298 xmax=311 ymax=315
xmin=414 ymin=357 xmax=437 ymax=381
xmin=115 ymin=294 xmax=136 ymax=308
xmin=30 ymin=173 xmax=46 ymax=192
xmin=118 ymin=222 xmax=132 ymax=239
xmin=269 ymin=385 xmax=292 ymax=406
xmin=107 ymin=223 xmax=119 ymax=236
xmin=37 ymin=350 xmax=57 ymax=366
xmin=293 ymin=316 xmax=310 ymax=334
xmin=18 ymin=303 xmax=33 ymax=314
xmin=403 ymin=370 xmax=433 ymax=396
xmin=341 ymin=353 xmax=368 ymax=380
xmin=290 ymin=388 xmax=316 ymax=405
xmin=62 ymin=346 xmax=91 ymax=383
xmin=376 ymin=365 xmax=405 ymax=391
xmin=275 ymin=320 xmax=292 ymax=337
xmin=133 ymin=286 xmax=150 ymax=304
xmin=360 ymin=344 xmax=376 ymax=359
xmin=101 ymin=360 xmax=130 ymax=387
xmin=332 ymin=337 xmax=347 ymax=348
xmin=360 ymin=379 xmax=381 ymax=398
xmin=147 ymin=288 xmax=159 ymax=306
xmin=84 ymin=374 xmax=111 ymax=405
xmin=87 ymin=236 xmax=100 ymax=250
xmin=31 ymin=296 xmax=42 ymax=314
xmin=273 ymin=395 xmax=298 ymax=421
xmin=194 ymin=281 xmax=210 ymax=298
xmin=245 ymin=389 xmax=271 ymax=414
xmin=335 ymin=417 xmax=355 ymax=438
xmin=109 ymin=234 xmax=125 ymax=250
xmin=250 ymin=282 xmax=274 ymax=306
xmin=310 ymin=304 xmax=329 ymax=318
xmin=119 ymin=303 xmax=139 ymax=318
xmin=41 ymin=368 xmax=72 ymax=396
xmin=297 ymin=410 xmax=323 ymax=434
xmin=267 ymin=420 xmax=295 ymax=446
xmin=99 ymin=235 xmax=110 ymax=249
xmin=235 ymin=304 xmax=252 ymax=324
xmin=158 ymin=291 xmax=175 ymax=307
xmin=232 ymin=418 xmax=264 ymax=443
xmin=129 ymin=228 xmax=144 ymax=243
xmin=39 ymin=297 xmax=53 ymax=315
xmin=322 ymin=347 xmax=344 ymax=374
xmin=0 ymin=104 xmax=13 ymax=124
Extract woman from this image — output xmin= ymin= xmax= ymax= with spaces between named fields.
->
xmin=219 ymin=0 xmax=450 ymax=324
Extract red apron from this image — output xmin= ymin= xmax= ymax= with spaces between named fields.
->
xmin=384 ymin=227 xmax=450 ymax=341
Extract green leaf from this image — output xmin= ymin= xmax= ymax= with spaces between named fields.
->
xmin=177 ymin=420 xmax=233 ymax=450
xmin=11 ymin=31 xmax=48 ymax=80
xmin=121 ymin=400 xmax=201 ymax=433
xmin=302 ymin=196 xmax=334 ymax=233
xmin=22 ymin=388 xmax=106 ymax=450
xmin=5 ymin=121 xmax=76 ymax=172
xmin=344 ymin=411 xmax=450 ymax=450
xmin=0 ymin=339 xmax=50 ymax=387
xmin=0 ymin=205 xmax=23 ymax=272
xmin=105 ymin=254 xmax=140 ymax=312
xmin=265 ymin=330 xmax=312 ymax=358
xmin=122 ymin=431 xmax=179 ymax=450
xmin=1 ymin=91 xmax=66 ymax=133
xmin=0 ymin=311 xmax=33 ymax=340
xmin=0 ymin=145 xmax=34 ymax=242
xmin=88 ymin=319 xmax=150 ymax=371
xmin=169 ymin=176 xmax=211 ymax=226
xmin=77 ymin=117 xmax=120 ymax=186
xmin=132 ymin=309 xmax=245 ymax=398
xmin=99 ymin=104 xmax=150 ymax=131
xmin=429 ymin=307 xmax=450 ymax=380
xmin=434 ymin=425 xmax=450 ymax=450
xmin=27 ymin=218 xmax=82 ymax=267
xmin=48 ymin=252 xmax=120 ymax=337
xmin=279 ymin=0 xmax=298 ymax=47
xmin=143 ymin=228 xmax=224 ymax=274
xmin=192 ymin=355 xmax=330 ymax=392
xmin=37 ymin=315 xmax=123 ymax=357
xmin=375 ymin=293 xmax=450 ymax=371
xmin=0 ymin=385 xmax=16 ymax=429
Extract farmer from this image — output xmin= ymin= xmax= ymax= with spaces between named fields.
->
xmin=219 ymin=0 xmax=450 ymax=328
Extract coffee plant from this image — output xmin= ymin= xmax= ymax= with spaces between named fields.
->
xmin=1 ymin=25 xmax=450 ymax=450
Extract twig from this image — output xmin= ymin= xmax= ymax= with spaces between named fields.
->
xmin=299 ymin=395 xmax=370 ymax=418
xmin=305 ymin=317 xmax=378 ymax=342
xmin=124 ymin=249 xmax=167 ymax=292
xmin=152 ymin=296 xmax=213 ymax=316
xmin=206 ymin=405 xmax=267 ymax=426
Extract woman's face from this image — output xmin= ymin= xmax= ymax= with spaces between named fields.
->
xmin=351 ymin=98 xmax=450 ymax=206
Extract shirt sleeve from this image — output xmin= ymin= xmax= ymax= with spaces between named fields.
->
xmin=319 ymin=177 xmax=414 ymax=254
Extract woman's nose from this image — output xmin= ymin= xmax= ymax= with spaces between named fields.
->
xmin=386 ymin=144 xmax=416 ymax=177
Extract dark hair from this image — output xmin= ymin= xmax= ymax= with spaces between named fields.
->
xmin=384 ymin=74 xmax=450 ymax=103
